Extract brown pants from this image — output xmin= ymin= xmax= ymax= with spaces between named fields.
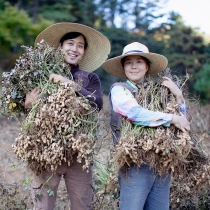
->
xmin=31 ymin=154 xmax=93 ymax=210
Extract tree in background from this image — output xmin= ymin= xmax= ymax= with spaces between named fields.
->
xmin=110 ymin=0 xmax=170 ymax=62
xmin=160 ymin=12 xmax=207 ymax=76
xmin=151 ymin=12 xmax=209 ymax=99
xmin=4 ymin=0 xmax=41 ymax=20
xmin=98 ymin=0 xmax=131 ymax=27
xmin=70 ymin=0 xmax=96 ymax=26
xmin=195 ymin=63 xmax=210 ymax=101
xmin=130 ymin=0 xmax=168 ymax=34
xmin=0 ymin=0 xmax=209 ymax=101
xmin=0 ymin=2 xmax=52 ymax=70
xmin=38 ymin=2 xmax=76 ymax=23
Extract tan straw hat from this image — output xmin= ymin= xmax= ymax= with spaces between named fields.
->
xmin=103 ymin=42 xmax=168 ymax=78
xmin=35 ymin=22 xmax=111 ymax=72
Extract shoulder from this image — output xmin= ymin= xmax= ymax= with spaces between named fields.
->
xmin=111 ymin=83 xmax=135 ymax=98
xmin=111 ymin=82 xmax=127 ymax=89
xmin=111 ymin=86 xmax=126 ymax=96
xmin=111 ymin=82 xmax=133 ymax=93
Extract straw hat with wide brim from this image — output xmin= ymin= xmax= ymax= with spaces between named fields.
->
xmin=35 ymin=22 xmax=111 ymax=72
xmin=102 ymin=42 xmax=168 ymax=78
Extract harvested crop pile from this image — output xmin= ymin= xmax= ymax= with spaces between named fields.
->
xmin=170 ymin=113 xmax=210 ymax=209
xmin=1 ymin=41 xmax=100 ymax=175
xmin=111 ymin=69 xmax=210 ymax=194
xmin=170 ymin=162 xmax=210 ymax=209
xmin=0 ymin=40 xmax=68 ymax=118
xmin=12 ymin=82 xmax=99 ymax=175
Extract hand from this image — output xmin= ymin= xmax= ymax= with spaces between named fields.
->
xmin=25 ymin=87 xmax=40 ymax=109
xmin=161 ymin=77 xmax=184 ymax=104
xmin=49 ymin=73 xmax=71 ymax=84
xmin=171 ymin=114 xmax=190 ymax=133
xmin=49 ymin=73 xmax=78 ymax=90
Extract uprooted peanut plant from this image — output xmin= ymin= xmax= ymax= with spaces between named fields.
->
xmin=112 ymin=70 xmax=208 ymax=175
xmin=12 ymin=82 xmax=100 ymax=175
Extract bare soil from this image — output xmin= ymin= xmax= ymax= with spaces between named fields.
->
xmin=0 ymin=116 xmax=71 ymax=209
xmin=1 ymin=100 xmax=210 ymax=210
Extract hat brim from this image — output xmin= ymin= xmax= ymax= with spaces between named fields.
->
xmin=103 ymin=52 xmax=168 ymax=78
xmin=35 ymin=22 xmax=111 ymax=72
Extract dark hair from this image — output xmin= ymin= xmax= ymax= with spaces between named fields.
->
xmin=60 ymin=32 xmax=88 ymax=49
xmin=121 ymin=55 xmax=150 ymax=68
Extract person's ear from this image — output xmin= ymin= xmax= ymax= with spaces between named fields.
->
xmin=146 ymin=64 xmax=149 ymax=71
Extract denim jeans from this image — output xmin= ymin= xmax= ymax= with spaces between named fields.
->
xmin=119 ymin=164 xmax=171 ymax=210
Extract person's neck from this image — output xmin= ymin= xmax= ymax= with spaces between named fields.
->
xmin=128 ymin=77 xmax=145 ymax=86
xmin=65 ymin=63 xmax=78 ymax=73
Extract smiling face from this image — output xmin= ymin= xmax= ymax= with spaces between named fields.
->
xmin=123 ymin=55 xmax=149 ymax=84
xmin=61 ymin=35 xmax=86 ymax=65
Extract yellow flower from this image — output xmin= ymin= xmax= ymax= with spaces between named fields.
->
xmin=9 ymin=102 xmax=17 ymax=109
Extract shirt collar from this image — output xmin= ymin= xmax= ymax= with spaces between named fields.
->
xmin=125 ymin=80 xmax=138 ymax=92
xmin=70 ymin=64 xmax=79 ymax=75
xmin=66 ymin=64 xmax=79 ymax=80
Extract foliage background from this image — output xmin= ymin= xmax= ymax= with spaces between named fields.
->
xmin=0 ymin=0 xmax=210 ymax=101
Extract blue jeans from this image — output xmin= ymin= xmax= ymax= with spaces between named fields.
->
xmin=119 ymin=165 xmax=171 ymax=210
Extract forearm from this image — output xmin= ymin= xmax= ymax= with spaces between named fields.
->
xmin=111 ymin=86 xmax=173 ymax=127
xmin=126 ymin=107 xmax=173 ymax=127
xmin=176 ymin=93 xmax=185 ymax=104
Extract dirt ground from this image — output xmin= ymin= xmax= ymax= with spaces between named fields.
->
xmin=0 ymin=116 xmax=73 ymax=209
xmin=0 ymin=102 xmax=111 ymax=209
xmin=0 ymin=117 xmax=24 ymax=183
xmin=1 ymin=100 xmax=210 ymax=210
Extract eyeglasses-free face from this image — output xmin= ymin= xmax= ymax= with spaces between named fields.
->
xmin=123 ymin=55 xmax=149 ymax=84
xmin=61 ymin=35 xmax=86 ymax=66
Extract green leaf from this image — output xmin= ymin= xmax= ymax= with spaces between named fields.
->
xmin=47 ymin=189 xmax=54 ymax=197
xmin=22 ymin=178 xmax=31 ymax=186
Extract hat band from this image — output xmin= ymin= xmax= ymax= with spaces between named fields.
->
xmin=124 ymin=50 xmax=143 ymax=55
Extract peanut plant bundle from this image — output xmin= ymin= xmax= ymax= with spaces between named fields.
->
xmin=0 ymin=40 xmax=68 ymax=118
xmin=12 ymin=82 xmax=99 ymax=175
xmin=111 ymin=69 xmax=209 ymax=180
xmin=170 ymin=163 xmax=210 ymax=209
xmin=0 ymin=41 xmax=99 ymax=175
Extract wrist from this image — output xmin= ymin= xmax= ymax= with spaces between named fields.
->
xmin=171 ymin=114 xmax=177 ymax=124
xmin=69 ymin=80 xmax=79 ymax=90
xmin=176 ymin=95 xmax=184 ymax=104
xmin=24 ymin=101 xmax=32 ymax=109
xmin=175 ymin=93 xmax=183 ymax=99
